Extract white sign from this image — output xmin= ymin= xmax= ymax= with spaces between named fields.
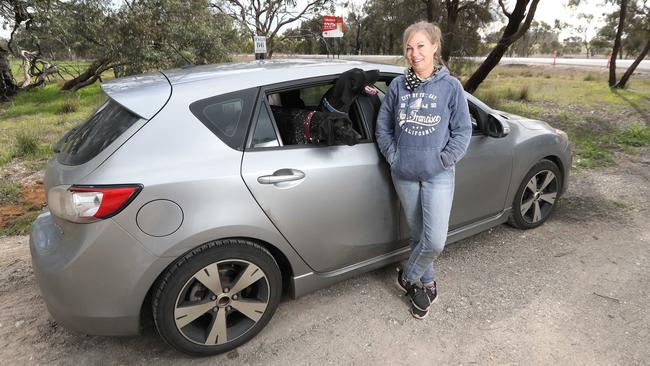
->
xmin=254 ymin=36 xmax=267 ymax=53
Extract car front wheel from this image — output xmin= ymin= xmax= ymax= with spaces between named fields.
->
xmin=508 ymin=159 xmax=562 ymax=230
xmin=152 ymin=239 xmax=282 ymax=356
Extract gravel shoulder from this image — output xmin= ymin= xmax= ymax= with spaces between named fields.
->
xmin=1 ymin=151 xmax=649 ymax=365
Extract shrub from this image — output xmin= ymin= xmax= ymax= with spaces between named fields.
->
xmin=614 ymin=124 xmax=650 ymax=147
xmin=13 ymin=132 xmax=39 ymax=157
xmin=59 ymin=96 xmax=80 ymax=114
xmin=518 ymin=85 xmax=530 ymax=101
xmin=0 ymin=179 xmax=21 ymax=204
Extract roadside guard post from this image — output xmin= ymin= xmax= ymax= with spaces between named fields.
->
xmin=322 ymin=16 xmax=344 ymax=59
xmin=254 ymin=36 xmax=267 ymax=60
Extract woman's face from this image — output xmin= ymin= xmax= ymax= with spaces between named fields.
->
xmin=405 ymin=31 xmax=438 ymax=78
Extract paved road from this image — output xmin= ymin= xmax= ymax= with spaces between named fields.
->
xmin=292 ymin=54 xmax=650 ymax=71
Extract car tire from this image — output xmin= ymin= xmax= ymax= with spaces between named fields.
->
xmin=152 ymin=239 xmax=282 ymax=356
xmin=508 ymin=159 xmax=562 ymax=230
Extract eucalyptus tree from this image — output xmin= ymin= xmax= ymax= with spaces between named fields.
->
xmin=464 ymin=0 xmax=540 ymax=93
xmin=210 ymin=0 xmax=334 ymax=57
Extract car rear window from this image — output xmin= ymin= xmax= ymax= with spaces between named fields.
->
xmin=189 ymin=88 xmax=258 ymax=150
xmin=57 ymin=100 xmax=141 ymax=166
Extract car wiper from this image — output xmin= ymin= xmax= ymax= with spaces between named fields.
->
xmin=53 ymin=127 xmax=77 ymax=153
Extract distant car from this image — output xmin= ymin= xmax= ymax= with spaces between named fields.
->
xmin=30 ymin=59 xmax=571 ymax=356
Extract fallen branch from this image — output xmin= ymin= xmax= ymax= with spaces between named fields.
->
xmin=593 ymin=292 xmax=620 ymax=303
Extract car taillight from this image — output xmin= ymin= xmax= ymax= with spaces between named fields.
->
xmin=48 ymin=184 xmax=142 ymax=223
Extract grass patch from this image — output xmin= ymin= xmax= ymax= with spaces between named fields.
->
xmin=13 ymin=132 xmax=40 ymax=157
xmin=58 ymin=95 xmax=81 ymax=114
xmin=612 ymin=124 xmax=650 ymax=147
xmin=583 ymin=74 xmax=597 ymax=81
xmin=0 ymin=179 xmax=21 ymax=204
xmin=0 ymin=82 xmax=106 ymax=166
xmin=0 ymin=211 xmax=40 ymax=237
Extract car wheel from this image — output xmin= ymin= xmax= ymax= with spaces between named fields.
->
xmin=508 ymin=159 xmax=562 ymax=230
xmin=152 ymin=239 xmax=282 ymax=356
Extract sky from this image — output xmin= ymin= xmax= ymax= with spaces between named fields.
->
xmin=1 ymin=0 xmax=619 ymax=42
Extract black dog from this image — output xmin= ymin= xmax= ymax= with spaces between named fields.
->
xmin=272 ymin=106 xmax=360 ymax=146
xmin=272 ymin=68 xmax=380 ymax=146
xmin=318 ymin=68 xmax=381 ymax=114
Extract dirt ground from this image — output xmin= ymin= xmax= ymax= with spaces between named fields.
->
xmin=1 ymin=148 xmax=649 ymax=365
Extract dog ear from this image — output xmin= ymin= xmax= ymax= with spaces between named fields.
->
xmin=365 ymin=69 xmax=381 ymax=85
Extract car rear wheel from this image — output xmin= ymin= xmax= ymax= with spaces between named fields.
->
xmin=508 ymin=159 xmax=561 ymax=230
xmin=152 ymin=239 xmax=282 ymax=356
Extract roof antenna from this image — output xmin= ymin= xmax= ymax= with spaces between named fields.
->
xmin=167 ymin=43 xmax=194 ymax=68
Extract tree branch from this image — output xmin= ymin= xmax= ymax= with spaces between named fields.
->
xmin=498 ymin=0 xmax=511 ymax=18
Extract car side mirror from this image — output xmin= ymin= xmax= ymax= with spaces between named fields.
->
xmin=485 ymin=114 xmax=510 ymax=138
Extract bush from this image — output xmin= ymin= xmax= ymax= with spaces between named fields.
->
xmin=518 ymin=85 xmax=530 ymax=101
xmin=13 ymin=132 xmax=39 ymax=157
xmin=58 ymin=96 xmax=80 ymax=114
xmin=614 ymin=124 xmax=650 ymax=147
xmin=0 ymin=179 xmax=21 ymax=204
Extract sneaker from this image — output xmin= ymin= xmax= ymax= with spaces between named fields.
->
xmin=424 ymin=281 xmax=438 ymax=304
xmin=405 ymin=282 xmax=431 ymax=320
xmin=396 ymin=268 xmax=408 ymax=293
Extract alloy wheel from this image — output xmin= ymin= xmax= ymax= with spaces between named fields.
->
xmin=519 ymin=169 xmax=558 ymax=224
xmin=173 ymin=259 xmax=270 ymax=346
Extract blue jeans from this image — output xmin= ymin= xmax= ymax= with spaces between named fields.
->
xmin=392 ymin=168 xmax=455 ymax=285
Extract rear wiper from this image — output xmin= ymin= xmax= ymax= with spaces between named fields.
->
xmin=53 ymin=127 xmax=77 ymax=153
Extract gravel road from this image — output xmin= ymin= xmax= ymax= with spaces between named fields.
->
xmin=1 ymin=151 xmax=649 ymax=365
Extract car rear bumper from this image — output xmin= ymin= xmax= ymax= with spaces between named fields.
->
xmin=30 ymin=210 xmax=171 ymax=336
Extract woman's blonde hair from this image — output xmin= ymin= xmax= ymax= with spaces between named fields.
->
xmin=403 ymin=21 xmax=445 ymax=67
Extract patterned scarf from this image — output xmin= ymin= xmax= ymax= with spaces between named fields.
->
xmin=404 ymin=66 xmax=441 ymax=91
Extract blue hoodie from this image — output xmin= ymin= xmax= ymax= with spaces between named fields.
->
xmin=376 ymin=68 xmax=472 ymax=181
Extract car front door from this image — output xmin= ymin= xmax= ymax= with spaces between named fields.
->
xmin=448 ymin=99 xmax=514 ymax=229
xmin=240 ymin=81 xmax=401 ymax=273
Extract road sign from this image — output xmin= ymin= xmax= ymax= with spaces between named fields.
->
xmin=322 ymin=16 xmax=344 ymax=38
xmin=254 ymin=36 xmax=267 ymax=54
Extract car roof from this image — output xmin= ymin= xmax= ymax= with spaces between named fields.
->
xmin=102 ymin=59 xmax=404 ymax=118
xmin=162 ymin=59 xmax=403 ymax=86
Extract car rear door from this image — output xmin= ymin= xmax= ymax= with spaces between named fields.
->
xmin=240 ymin=80 xmax=401 ymax=273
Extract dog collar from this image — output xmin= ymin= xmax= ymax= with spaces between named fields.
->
xmin=303 ymin=111 xmax=318 ymax=143
xmin=322 ymin=97 xmax=343 ymax=114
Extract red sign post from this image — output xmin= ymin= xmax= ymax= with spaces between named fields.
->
xmin=322 ymin=16 xmax=344 ymax=38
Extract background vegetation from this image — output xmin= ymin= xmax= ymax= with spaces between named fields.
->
xmin=0 ymin=0 xmax=649 ymax=235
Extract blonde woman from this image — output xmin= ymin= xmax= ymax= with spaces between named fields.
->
xmin=375 ymin=21 xmax=471 ymax=319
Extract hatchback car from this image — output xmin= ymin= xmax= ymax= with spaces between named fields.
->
xmin=30 ymin=59 xmax=571 ymax=356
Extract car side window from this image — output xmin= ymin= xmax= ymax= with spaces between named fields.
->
xmin=262 ymin=82 xmax=369 ymax=148
xmin=252 ymin=104 xmax=279 ymax=148
xmin=190 ymin=88 xmax=257 ymax=150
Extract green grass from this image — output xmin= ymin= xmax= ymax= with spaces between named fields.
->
xmin=0 ymin=211 xmax=40 ymax=236
xmin=0 ymin=82 xmax=106 ymax=165
xmin=470 ymin=65 xmax=650 ymax=169
xmin=0 ymin=179 xmax=21 ymax=204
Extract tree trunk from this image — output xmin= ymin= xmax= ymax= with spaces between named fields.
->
xmin=464 ymin=0 xmax=540 ymax=93
xmin=61 ymin=58 xmax=111 ymax=92
xmin=425 ymin=0 xmax=443 ymax=23
xmin=615 ymin=35 xmax=650 ymax=89
xmin=609 ymin=0 xmax=628 ymax=87
xmin=0 ymin=46 xmax=18 ymax=101
xmin=442 ymin=1 xmax=460 ymax=63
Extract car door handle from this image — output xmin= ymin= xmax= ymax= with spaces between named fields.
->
xmin=257 ymin=169 xmax=305 ymax=184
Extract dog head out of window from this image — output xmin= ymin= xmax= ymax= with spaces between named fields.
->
xmin=315 ymin=113 xmax=362 ymax=146
xmin=326 ymin=68 xmax=381 ymax=113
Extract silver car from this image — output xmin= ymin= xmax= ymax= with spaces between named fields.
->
xmin=30 ymin=59 xmax=571 ymax=356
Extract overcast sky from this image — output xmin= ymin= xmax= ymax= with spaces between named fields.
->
xmin=1 ymin=0 xmax=618 ymax=41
